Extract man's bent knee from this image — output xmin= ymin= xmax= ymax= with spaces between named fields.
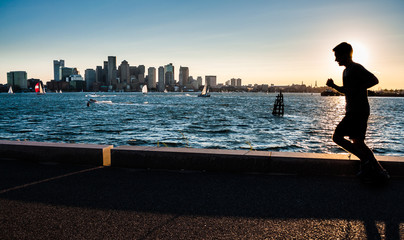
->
xmin=332 ymin=133 xmax=344 ymax=144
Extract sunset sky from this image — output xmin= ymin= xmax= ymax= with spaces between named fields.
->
xmin=1 ymin=0 xmax=403 ymax=89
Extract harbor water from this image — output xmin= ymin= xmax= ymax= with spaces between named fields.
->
xmin=1 ymin=92 xmax=403 ymax=156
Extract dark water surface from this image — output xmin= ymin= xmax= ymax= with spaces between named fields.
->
xmin=1 ymin=92 xmax=403 ymax=156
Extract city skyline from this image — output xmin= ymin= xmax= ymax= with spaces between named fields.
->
xmin=1 ymin=0 xmax=403 ymax=89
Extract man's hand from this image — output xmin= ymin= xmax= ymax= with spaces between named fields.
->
xmin=326 ymin=78 xmax=334 ymax=88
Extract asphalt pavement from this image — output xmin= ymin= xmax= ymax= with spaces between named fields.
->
xmin=0 ymin=159 xmax=403 ymax=239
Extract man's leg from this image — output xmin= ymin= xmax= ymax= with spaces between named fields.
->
xmin=351 ymin=139 xmax=384 ymax=170
xmin=351 ymin=138 xmax=389 ymax=181
xmin=332 ymin=133 xmax=363 ymax=158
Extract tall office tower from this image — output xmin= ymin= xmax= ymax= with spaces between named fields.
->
xmin=138 ymin=73 xmax=145 ymax=84
xmin=147 ymin=67 xmax=156 ymax=89
xmin=53 ymin=59 xmax=65 ymax=81
xmin=138 ymin=65 xmax=145 ymax=75
xmin=137 ymin=65 xmax=145 ymax=84
xmin=205 ymin=75 xmax=217 ymax=87
xmin=178 ymin=66 xmax=189 ymax=86
xmin=85 ymin=69 xmax=96 ymax=91
xmin=236 ymin=78 xmax=242 ymax=87
xmin=95 ymin=66 xmax=103 ymax=83
xmin=7 ymin=71 xmax=28 ymax=89
xmin=196 ymin=76 xmax=202 ymax=86
xmin=107 ymin=56 xmax=117 ymax=86
xmin=158 ymin=66 xmax=165 ymax=92
xmin=230 ymin=78 xmax=236 ymax=86
xmin=164 ymin=63 xmax=174 ymax=87
xmin=129 ymin=66 xmax=139 ymax=83
xmin=103 ymin=61 xmax=108 ymax=85
xmin=120 ymin=60 xmax=130 ymax=83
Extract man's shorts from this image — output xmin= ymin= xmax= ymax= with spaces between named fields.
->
xmin=334 ymin=113 xmax=369 ymax=140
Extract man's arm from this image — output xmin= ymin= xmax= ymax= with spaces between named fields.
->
xmin=326 ymin=78 xmax=345 ymax=93
xmin=362 ymin=72 xmax=379 ymax=89
xmin=357 ymin=64 xmax=379 ymax=89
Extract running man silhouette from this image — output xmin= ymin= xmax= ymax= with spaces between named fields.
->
xmin=326 ymin=42 xmax=389 ymax=183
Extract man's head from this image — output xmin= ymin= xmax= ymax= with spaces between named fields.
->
xmin=333 ymin=42 xmax=353 ymax=66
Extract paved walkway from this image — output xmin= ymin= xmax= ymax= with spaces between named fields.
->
xmin=0 ymin=159 xmax=403 ymax=239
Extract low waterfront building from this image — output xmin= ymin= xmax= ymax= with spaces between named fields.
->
xmin=69 ymin=75 xmax=85 ymax=91
xmin=27 ymin=78 xmax=41 ymax=91
xmin=46 ymin=80 xmax=70 ymax=92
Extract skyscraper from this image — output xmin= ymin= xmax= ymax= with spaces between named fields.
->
xmin=138 ymin=65 xmax=145 ymax=76
xmin=148 ymin=67 xmax=156 ymax=89
xmin=138 ymin=65 xmax=145 ymax=84
xmin=158 ymin=66 xmax=165 ymax=92
xmin=53 ymin=60 xmax=65 ymax=81
xmin=7 ymin=71 xmax=27 ymax=89
xmin=205 ymin=75 xmax=217 ymax=87
xmin=230 ymin=78 xmax=236 ymax=86
xmin=107 ymin=56 xmax=117 ymax=86
xmin=85 ymin=69 xmax=96 ymax=91
xmin=179 ymin=66 xmax=189 ymax=86
xmin=164 ymin=63 xmax=174 ymax=87
xmin=95 ymin=66 xmax=103 ymax=83
xmin=130 ymin=66 xmax=139 ymax=83
xmin=103 ymin=61 xmax=108 ymax=85
xmin=120 ymin=60 xmax=130 ymax=83
xmin=196 ymin=76 xmax=202 ymax=87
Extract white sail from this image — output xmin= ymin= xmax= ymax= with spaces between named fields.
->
xmin=8 ymin=86 xmax=13 ymax=94
xmin=39 ymin=84 xmax=44 ymax=94
xmin=201 ymin=85 xmax=207 ymax=95
xmin=142 ymin=85 xmax=148 ymax=94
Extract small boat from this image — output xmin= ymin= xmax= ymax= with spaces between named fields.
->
xmin=164 ymin=89 xmax=168 ymax=93
xmin=142 ymin=85 xmax=148 ymax=94
xmin=198 ymin=85 xmax=210 ymax=97
xmin=8 ymin=86 xmax=13 ymax=94
xmin=86 ymin=98 xmax=98 ymax=107
xmin=321 ymin=89 xmax=343 ymax=96
xmin=35 ymin=83 xmax=45 ymax=95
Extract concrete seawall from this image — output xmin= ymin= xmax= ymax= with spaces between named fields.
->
xmin=111 ymin=146 xmax=404 ymax=176
xmin=1 ymin=140 xmax=404 ymax=176
xmin=0 ymin=140 xmax=113 ymax=166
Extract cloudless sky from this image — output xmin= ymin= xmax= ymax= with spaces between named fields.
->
xmin=1 ymin=0 xmax=403 ymax=89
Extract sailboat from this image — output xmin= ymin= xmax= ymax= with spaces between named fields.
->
xmin=198 ymin=85 xmax=210 ymax=97
xmin=35 ymin=83 xmax=45 ymax=95
xmin=142 ymin=85 xmax=148 ymax=94
xmin=8 ymin=86 xmax=13 ymax=94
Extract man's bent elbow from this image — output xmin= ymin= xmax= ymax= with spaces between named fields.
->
xmin=369 ymin=76 xmax=379 ymax=88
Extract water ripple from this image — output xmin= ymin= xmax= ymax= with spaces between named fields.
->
xmin=0 ymin=92 xmax=403 ymax=156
